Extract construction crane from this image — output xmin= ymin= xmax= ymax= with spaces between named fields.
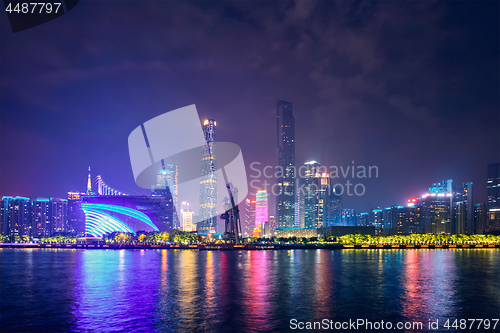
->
xmin=220 ymin=182 xmax=241 ymax=243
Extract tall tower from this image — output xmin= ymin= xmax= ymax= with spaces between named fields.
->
xmin=302 ymin=160 xmax=321 ymax=228
xmin=86 ymin=167 xmax=92 ymax=194
xmin=199 ymin=119 xmax=217 ymax=233
xmin=276 ymin=100 xmax=295 ymax=229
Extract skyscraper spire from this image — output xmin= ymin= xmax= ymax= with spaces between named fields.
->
xmin=87 ymin=167 xmax=92 ymax=194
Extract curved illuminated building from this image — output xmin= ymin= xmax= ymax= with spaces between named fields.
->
xmin=81 ymin=195 xmax=173 ymax=237
xmin=82 ymin=203 xmax=159 ymax=236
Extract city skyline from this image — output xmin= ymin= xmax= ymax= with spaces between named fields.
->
xmin=1 ymin=2 xmax=499 ymax=332
xmin=1 ymin=1 xmax=498 ymax=215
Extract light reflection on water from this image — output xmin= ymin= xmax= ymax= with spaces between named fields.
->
xmin=0 ymin=249 xmax=499 ymax=332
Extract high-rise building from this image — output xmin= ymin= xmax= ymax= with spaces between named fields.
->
xmin=180 ymin=202 xmax=194 ymax=232
xmin=381 ymin=206 xmax=405 ymax=235
xmin=487 ymin=210 xmax=500 ymax=232
xmin=244 ymin=198 xmax=256 ymax=238
xmin=474 ymin=203 xmax=487 ymax=234
xmin=294 ymin=198 xmax=300 ymax=227
xmin=369 ymin=208 xmax=383 ymax=235
xmin=152 ymin=164 xmax=179 ymax=228
xmin=342 ymin=208 xmax=356 ymax=227
xmin=67 ymin=192 xmax=86 ymax=234
xmin=255 ymin=190 xmax=269 ymax=229
xmin=0 ymin=197 xmax=13 ymax=236
xmin=276 ymin=100 xmax=295 ymax=229
xmin=50 ymin=198 xmax=68 ymax=233
xmin=269 ymin=215 xmax=276 ymax=236
xmin=9 ymin=197 xmax=31 ymax=237
xmin=327 ymin=189 xmax=342 ymax=226
xmin=301 ymin=161 xmax=331 ymax=229
xmin=382 ymin=207 xmax=394 ymax=235
xmin=199 ymin=119 xmax=218 ymax=234
xmin=421 ymin=180 xmax=453 ymax=233
xmin=487 ymin=163 xmax=500 ymax=210
xmin=461 ymin=182 xmax=474 ymax=234
xmin=402 ymin=205 xmax=422 ymax=234
xmin=302 ymin=161 xmax=320 ymax=228
xmin=31 ymin=198 xmax=51 ymax=237
xmin=357 ymin=213 xmax=369 ymax=226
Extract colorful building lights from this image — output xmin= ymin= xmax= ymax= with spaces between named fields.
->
xmin=81 ymin=203 xmax=159 ymax=237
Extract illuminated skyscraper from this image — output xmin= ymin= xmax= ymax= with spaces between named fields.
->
xmin=180 ymin=202 xmax=194 ymax=232
xmin=276 ymin=100 xmax=295 ymax=229
xmin=327 ymin=188 xmax=342 ymax=226
xmin=153 ymin=164 xmax=179 ymax=228
xmin=421 ymin=180 xmax=453 ymax=233
xmin=269 ymin=215 xmax=276 ymax=236
xmin=50 ymin=198 xmax=68 ymax=233
xmin=9 ymin=197 xmax=31 ymax=237
xmin=199 ymin=119 xmax=217 ymax=233
xmin=369 ymin=208 xmax=383 ymax=235
xmin=244 ymin=198 xmax=256 ymax=238
xmin=342 ymin=208 xmax=356 ymax=227
xmin=0 ymin=197 xmax=13 ymax=236
xmin=487 ymin=163 xmax=500 ymax=210
xmin=302 ymin=161 xmax=320 ymax=228
xmin=67 ymin=192 xmax=86 ymax=234
xmin=31 ymin=198 xmax=50 ymax=237
xmin=301 ymin=161 xmax=330 ymax=228
xmin=255 ymin=190 xmax=269 ymax=229
xmin=357 ymin=213 xmax=369 ymax=226
xmin=474 ymin=203 xmax=487 ymax=234
xmin=453 ymin=182 xmax=474 ymax=234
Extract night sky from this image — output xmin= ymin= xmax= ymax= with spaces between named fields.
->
xmin=1 ymin=0 xmax=499 ymax=214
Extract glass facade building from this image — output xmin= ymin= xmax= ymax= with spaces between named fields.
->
xmin=276 ymin=100 xmax=295 ymax=229
xmin=198 ymin=119 xmax=218 ymax=233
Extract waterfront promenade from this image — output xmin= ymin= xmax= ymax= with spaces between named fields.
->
xmin=1 ymin=243 xmax=499 ymax=250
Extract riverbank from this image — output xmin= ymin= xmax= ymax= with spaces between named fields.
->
xmin=1 ymin=243 xmax=499 ymax=250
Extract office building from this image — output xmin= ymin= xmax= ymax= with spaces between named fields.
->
xmin=421 ymin=180 xmax=453 ymax=234
xmin=180 ymin=202 xmax=194 ymax=232
xmin=342 ymin=208 xmax=356 ymax=227
xmin=50 ymin=198 xmax=68 ymax=233
xmin=276 ymin=100 xmax=295 ymax=229
xmin=301 ymin=161 xmax=330 ymax=229
xmin=9 ymin=197 xmax=31 ymax=237
xmin=357 ymin=212 xmax=369 ymax=226
xmin=369 ymin=208 xmax=383 ymax=235
xmin=269 ymin=215 xmax=276 ymax=236
xmin=199 ymin=119 xmax=218 ymax=233
xmin=474 ymin=203 xmax=487 ymax=234
xmin=255 ymin=190 xmax=269 ymax=229
xmin=244 ymin=198 xmax=256 ymax=238
xmin=153 ymin=164 xmax=179 ymax=228
xmin=31 ymin=198 xmax=51 ymax=237
xmin=67 ymin=192 xmax=86 ymax=234
xmin=0 ymin=197 xmax=13 ymax=236
xmin=326 ymin=189 xmax=342 ymax=226
xmin=487 ymin=163 xmax=500 ymax=210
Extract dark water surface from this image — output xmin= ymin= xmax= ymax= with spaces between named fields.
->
xmin=1 ymin=249 xmax=499 ymax=332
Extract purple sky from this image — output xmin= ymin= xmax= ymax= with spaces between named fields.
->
xmin=1 ymin=0 xmax=499 ymax=214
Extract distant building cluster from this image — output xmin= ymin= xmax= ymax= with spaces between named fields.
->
xmin=1 ymin=101 xmax=499 ymax=241
xmin=0 ymin=196 xmax=68 ymax=240
xmin=265 ymin=100 xmax=500 ymax=238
